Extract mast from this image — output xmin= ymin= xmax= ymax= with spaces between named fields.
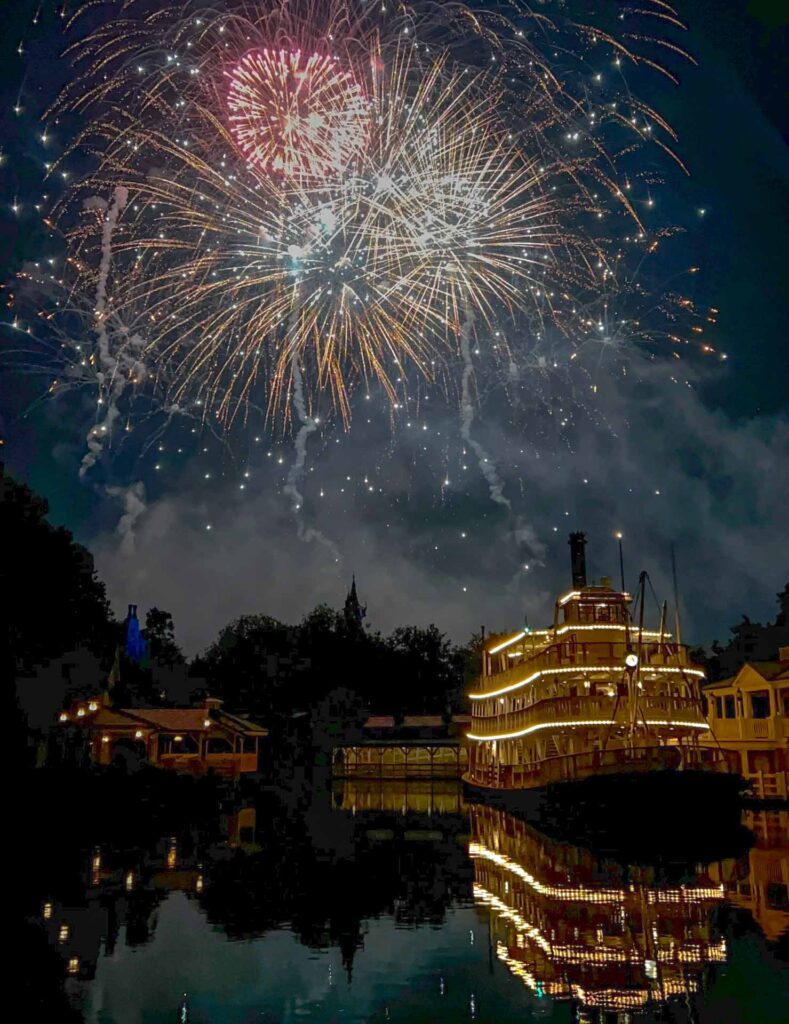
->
xmin=616 ymin=531 xmax=625 ymax=593
xmin=670 ymin=543 xmax=683 ymax=649
xmin=658 ymin=600 xmax=668 ymax=652
xmin=629 ymin=571 xmax=648 ymax=748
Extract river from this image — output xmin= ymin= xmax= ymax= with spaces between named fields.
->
xmin=26 ymin=775 xmax=788 ymax=1023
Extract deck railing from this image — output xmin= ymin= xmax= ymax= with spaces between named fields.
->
xmin=476 ymin=640 xmax=700 ymax=697
xmin=468 ymin=695 xmax=705 ymax=739
xmin=706 ymin=717 xmax=785 ymax=744
xmin=744 ymin=770 xmax=789 ymax=801
xmin=465 ymin=745 xmax=734 ymax=790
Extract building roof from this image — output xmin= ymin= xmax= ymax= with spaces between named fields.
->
xmin=64 ymin=700 xmax=268 ymax=736
xmin=704 ymin=659 xmax=789 ymax=691
xmin=86 ymin=707 xmax=147 ymax=728
xmin=364 ymin=716 xmax=396 ymax=729
xmin=127 ymin=708 xmax=211 ymax=732
xmin=363 ymin=715 xmax=463 ymax=729
xmin=214 ymin=710 xmax=268 ymax=736
xmin=403 ymin=715 xmax=444 ymax=728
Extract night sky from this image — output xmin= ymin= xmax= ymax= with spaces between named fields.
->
xmin=1 ymin=1 xmax=787 ymax=655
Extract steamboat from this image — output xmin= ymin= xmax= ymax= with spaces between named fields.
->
xmin=465 ymin=534 xmax=745 ymax=831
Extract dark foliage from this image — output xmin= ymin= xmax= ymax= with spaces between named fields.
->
xmin=1 ymin=464 xmax=114 ymax=672
xmin=198 ymin=603 xmax=478 ymax=721
xmin=143 ymin=607 xmax=185 ymax=669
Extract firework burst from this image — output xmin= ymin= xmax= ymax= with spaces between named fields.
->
xmin=26 ymin=0 xmax=709 ymax=445
xmin=52 ymin=40 xmax=584 ymax=426
xmin=226 ymin=48 xmax=369 ymax=181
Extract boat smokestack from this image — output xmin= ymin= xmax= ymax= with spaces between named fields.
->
xmin=569 ymin=532 xmax=588 ymax=588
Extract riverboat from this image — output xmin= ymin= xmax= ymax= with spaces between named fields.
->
xmin=464 ymin=533 xmax=745 ymax=820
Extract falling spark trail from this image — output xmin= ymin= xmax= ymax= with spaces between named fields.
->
xmin=283 ymin=358 xmax=342 ymax=564
xmin=79 ymin=186 xmax=128 ymax=477
xmin=459 ymin=309 xmax=510 ymax=512
xmin=106 ymin=480 xmax=147 ymax=555
xmin=460 ymin=310 xmax=545 ymax=563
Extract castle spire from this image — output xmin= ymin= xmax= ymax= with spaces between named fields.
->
xmin=343 ymin=576 xmax=366 ymax=633
xmin=124 ymin=603 xmax=148 ymax=663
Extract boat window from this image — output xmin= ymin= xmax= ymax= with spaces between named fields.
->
xmin=715 ymin=697 xmax=723 ymax=718
xmin=724 ymin=695 xmax=736 ymax=718
xmin=749 ymin=690 xmax=771 ymax=719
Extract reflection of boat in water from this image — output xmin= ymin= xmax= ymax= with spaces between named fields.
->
xmin=33 ymin=777 xmax=785 ymax=1022
xmin=469 ymin=802 xmax=732 ymax=1017
xmin=327 ymin=783 xmax=778 ymax=1014
xmin=465 ymin=534 xmax=745 ymax=835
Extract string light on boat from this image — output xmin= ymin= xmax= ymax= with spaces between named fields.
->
xmin=488 ymin=631 xmax=528 ymax=654
xmin=467 ymin=718 xmax=709 ymax=742
xmin=552 ymin=625 xmax=669 ymax=637
xmin=470 ymin=664 xmax=705 ymax=700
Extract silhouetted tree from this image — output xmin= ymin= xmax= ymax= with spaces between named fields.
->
xmin=143 ymin=607 xmax=185 ymax=668
xmin=201 ymin=613 xmax=296 ymax=713
xmin=450 ymin=629 xmax=484 ymax=712
xmin=1 ymin=465 xmax=114 ymax=672
xmin=197 ymin=603 xmax=473 ymax=722
xmin=385 ymin=624 xmax=455 ymax=714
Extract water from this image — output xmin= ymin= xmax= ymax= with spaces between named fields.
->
xmin=29 ymin=778 xmax=788 ymax=1023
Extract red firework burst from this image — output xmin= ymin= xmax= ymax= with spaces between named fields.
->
xmin=226 ymin=48 xmax=369 ymax=180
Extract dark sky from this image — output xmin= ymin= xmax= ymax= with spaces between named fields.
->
xmin=1 ymin=1 xmax=787 ymax=654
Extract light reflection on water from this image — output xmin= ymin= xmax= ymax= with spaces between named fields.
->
xmin=37 ymin=781 xmax=787 ymax=1023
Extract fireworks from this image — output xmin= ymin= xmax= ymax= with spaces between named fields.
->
xmin=52 ymin=42 xmax=579 ymax=426
xmin=28 ymin=0 xmax=711 ymax=439
xmin=226 ymin=49 xmax=369 ymax=180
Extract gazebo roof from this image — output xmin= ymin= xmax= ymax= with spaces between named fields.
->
xmin=63 ymin=699 xmax=268 ymax=737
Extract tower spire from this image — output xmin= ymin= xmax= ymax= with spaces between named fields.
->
xmin=343 ymin=576 xmax=366 ymax=633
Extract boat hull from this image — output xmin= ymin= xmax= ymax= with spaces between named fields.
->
xmin=463 ymin=767 xmax=749 ymax=861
